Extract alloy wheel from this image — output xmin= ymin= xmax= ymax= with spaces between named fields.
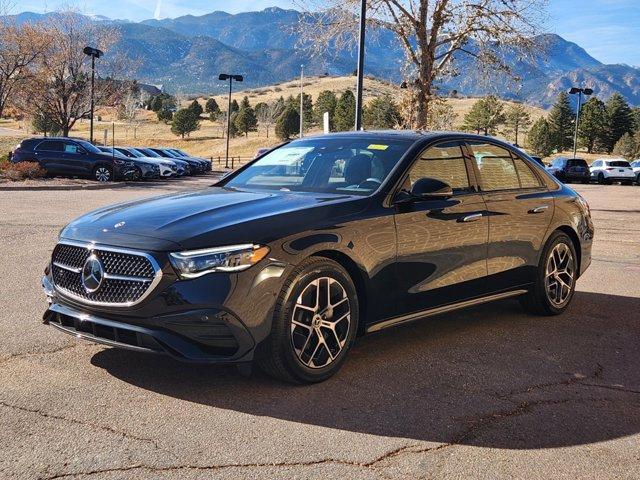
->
xmin=290 ymin=277 xmax=351 ymax=369
xmin=95 ymin=167 xmax=111 ymax=182
xmin=545 ymin=242 xmax=575 ymax=306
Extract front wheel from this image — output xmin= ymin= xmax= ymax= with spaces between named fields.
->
xmin=257 ymin=257 xmax=358 ymax=383
xmin=93 ymin=165 xmax=112 ymax=182
xmin=521 ymin=231 xmax=578 ymax=316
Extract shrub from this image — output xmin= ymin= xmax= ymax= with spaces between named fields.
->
xmin=2 ymin=161 xmax=46 ymax=181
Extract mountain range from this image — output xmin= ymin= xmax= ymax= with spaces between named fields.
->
xmin=6 ymin=7 xmax=640 ymax=107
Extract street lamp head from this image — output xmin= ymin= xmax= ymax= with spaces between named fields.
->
xmin=83 ymin=46 xmax=103 ymax=58
xmin=218 ymin=74 xmax=243 ymax=82
xmin=233 ymin=75 xmax=243 ymax=82
xmin=218 ymin=74 xmax=230 ymax=81
xmin=569 ymin=87 xmax=581 ymax=94
xmin=583 ymin=88 xmax=593 ymax=95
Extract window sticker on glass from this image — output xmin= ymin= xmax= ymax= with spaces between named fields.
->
xmin=367 ymin=144 xmax=389 ymax=151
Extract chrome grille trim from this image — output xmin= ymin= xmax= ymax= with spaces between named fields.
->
xmin=51 ymin=239 xmax=163 ymax=308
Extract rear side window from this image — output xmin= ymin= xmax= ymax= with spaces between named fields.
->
xmin=36 ymin=141 xmax=63 ymax=152
xmin=468 ymin=141 xmax=520 ymax=191
xmin=513 ymin=158 xmax=542 ymax=188
xmin=609 ymin=161 xmax=631 ymax=167
xmin=408 ymin=142 xmax=471 ymax=193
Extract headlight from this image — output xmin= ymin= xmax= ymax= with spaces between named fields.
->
xmin=169 ymin=244 xmax=270 ymax=279
xmin=113 ymin=158 xmax=126 ymax=165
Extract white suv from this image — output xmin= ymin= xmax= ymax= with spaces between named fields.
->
xmin=590 ymin=159 xmax=635 ymax=185
xmin=631 ymin=160 xmax=640 ymax=185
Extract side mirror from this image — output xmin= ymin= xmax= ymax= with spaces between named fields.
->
xmin=410 ymin=177 xmax=453 ymax=199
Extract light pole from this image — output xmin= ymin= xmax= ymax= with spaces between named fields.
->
xmin=83 ymin=46 xmax=103 ymax=144
xmin=299 ymin=64 xmax=304 ymax=138
xmin=569 ymin=87 xmax=593 ymax=158
xmin=354 ymin=0 xmax=366 ymax=131
xmin=219 ymin=73 xmax=243 ymax=168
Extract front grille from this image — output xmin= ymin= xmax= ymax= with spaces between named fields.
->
xmin=51 ymin=242 xmax=161 ymax=306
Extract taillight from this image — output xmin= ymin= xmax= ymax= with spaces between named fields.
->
xmin=606 ymin=167 xmax=616 ymax=171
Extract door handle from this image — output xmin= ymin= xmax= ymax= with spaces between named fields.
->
xmin=461 ymin=213 xmax=483 ymax=223
xmin=529 ymin=205 xmax=549 ymax=214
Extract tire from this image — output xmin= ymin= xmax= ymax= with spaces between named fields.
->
xmin=636 ymin=173 xmax=640 ymax=186
xmin=93 ymin=165 xmax=112 ymax=182
xmin=131 ymin=167 xmax=142 ymax=181
xmin=623 ymin=180 xmax=633 ymax=186
xmin=597 ymin=172 xmax=605 ymax=184
xmin=520 ymin=231 xmax=578 ymax=316
xmin=257 ymin=257 xmax=359 ymax=383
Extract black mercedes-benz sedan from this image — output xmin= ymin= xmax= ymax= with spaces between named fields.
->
xmin=42 ymin=131 xmax=594 ymax=383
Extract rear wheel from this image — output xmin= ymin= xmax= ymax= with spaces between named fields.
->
xmin=258 ymin=257 xmax=358 ymax=383
xmin=521 ymin=231 xmax=577 ymax=316
xmin=131 ymin=167 xmax=142 ymax=181
xmin=636 ymin=173 xmax=640 ymax=185
xmin=93 ymin=165 xmax=112 ymax=182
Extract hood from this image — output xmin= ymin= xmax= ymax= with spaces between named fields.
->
xmin=60 ymin=187 xmax=364 ymax=251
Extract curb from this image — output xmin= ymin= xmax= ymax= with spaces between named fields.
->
xmin=0 ymin=172 xmax=226 ymax=192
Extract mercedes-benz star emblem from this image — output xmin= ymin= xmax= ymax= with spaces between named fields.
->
xmin=81 ymin=254 xmax=104 ymax=293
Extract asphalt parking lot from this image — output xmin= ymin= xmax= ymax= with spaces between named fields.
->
xmin=0 ymin=181 xmax=638 ymax=479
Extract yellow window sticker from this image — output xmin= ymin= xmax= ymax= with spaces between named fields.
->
xmin=367 ymin=144 xmax=389 ymax=151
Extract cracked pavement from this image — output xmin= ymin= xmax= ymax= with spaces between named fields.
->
xmin=1 ymin=181 xmax=639 ymax=479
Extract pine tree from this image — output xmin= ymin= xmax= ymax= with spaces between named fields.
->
xmin=527 ymin=117 xmax=554 ymax=157
xmin=314 ymin=90 xmax=337 ymax=130
xmin=334 ymin=90 xmax=356 ymax=132
xmin=205 ymin=98 xmax=220 ymax=116
xmin=613 ymin=133 xmax=638 ymax=160
xmin=547 ymin=92 xmax=574 ymax=152
xmin=603 ymin=93 xmax=634 ymax=153
xmin=234 ymin=100 xmax=258 ymax=137
xmin=230 ymin=99 xmax=240 ymax=113
xmin=187 ymin=100 xmax=203 ymax=117
xmin=503 ymin=103 xmax=531 ymax=146
xmin=157 ymin=106 xmax=173 ymax=124
xmin=32 ymin=111 xmax=60 ymax=136
xmin=171 ymin=108 xmax=200 ymax=138
xmin=363 ymin=94 xmax=401 ymax=129
xmin=461 ymin=95 xmax=505 ymax=135
xmin=228 ymin=111 xmax=239 ymax=138
xmin=275 ymin=106 xmax=300 ymax=140
xmin=632 ymin=107 xmax=640 ymax=133
xmin=578 ymin=97 xmax=607 ymax=154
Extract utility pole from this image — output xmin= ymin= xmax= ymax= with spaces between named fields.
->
xmin=299 ymin=64 xmax=304 ymax=139
xmin=354 ymin=0 xmax=366 ymax=131
xmin=82 ymin=46 xmax=103 ymax=143
xmin=569 ymin=87 xmax=593 ymax=158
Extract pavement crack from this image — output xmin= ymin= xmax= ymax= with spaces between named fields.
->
xmin=0 ymin=401 xmax=162 ymax=451
xmin=0 ymin=343 xmax=83 ymax=368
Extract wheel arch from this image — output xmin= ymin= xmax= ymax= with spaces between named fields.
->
xmin=553 ymin=225 xmax=582 ymax=276
xmin=311 ymin=249 xmax=369 ymax=336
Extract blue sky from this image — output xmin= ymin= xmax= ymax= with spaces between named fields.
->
xmin=13 ymin=0 xmax=640 ymax=66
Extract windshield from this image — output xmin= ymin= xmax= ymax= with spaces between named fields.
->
xmin=224 ymin=137 xmax=414 ymax=196
xmin=609 ymin=161 xmax=631 ymax=167
xmin=137 ymin=148 xmax=160 ymax=158
xmin=77 ymin=140 xmax=101 ymax=154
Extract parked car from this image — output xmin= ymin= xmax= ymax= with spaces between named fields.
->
xmin=133 ymin=148 xmax=191 ymax=176
xmin=97 ymin=147 xmax=161 ymax=181
xmin=11 ymin=137 xmax=134 ymax=182
xmin=167 ymin=148 xmax=212 ymax=171
xmin=254 ymin=147 xmax=271 ymax=159
xmin=42 ymin=132 xmax=593 ymax=383
xmin=150 ymin=147 xmax=208 ymax=174
xmin=590 ymin=159 xmax=635 ymax=185
xmin=114 ymin=147 xmax=179 ymax=178
xmin=530 ymin=156 xmax=545 ymax=167
xmin=545 ymin=157 xmax=591 ymax=183
xmin=630 ymin=160 xmax=640 ymax=185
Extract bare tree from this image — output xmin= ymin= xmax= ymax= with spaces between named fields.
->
xmin=119 ymin=87 xmax=143 ymax=138
xmin=256 ymin=102 xmax=280 ymax=138
xmin=298 ymin=0 xmax=546 ymax=128
xmin=0 ymin=13 xmax=47 ymax=118
xmin=18 ymin=11 xmax=127 ymax=136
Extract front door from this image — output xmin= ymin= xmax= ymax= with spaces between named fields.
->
xmin=393 ymin=141 xmax=489 ymax=316
xmin=62 ymin=141 xmax=90 ymax=175
xmin=466 ymin=140 xmax=553 ymax=290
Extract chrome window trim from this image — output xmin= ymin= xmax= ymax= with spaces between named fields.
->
xmin=51 ymin=239 xmax=163 ymax=308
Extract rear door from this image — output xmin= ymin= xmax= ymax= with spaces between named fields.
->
xmin=393 ymin=140 xmax=489 ymax=315
xmin=34 ymin=140 xmax=65 ymax=173
xmin=466 ymin=140 xmax=553 ymax=290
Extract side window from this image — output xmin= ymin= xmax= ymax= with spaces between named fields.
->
xmin=468 ymin=141 xmax=520 ymax=191
xmin=406 ymin=142 xmax=471 ymax=194
xmin=36 ymin=141 xmax=63 ymax=152
xmin=64 ymin=143 xmax=81 ymax=154
xmin=513 ymin=157 xmax=542 ymax=188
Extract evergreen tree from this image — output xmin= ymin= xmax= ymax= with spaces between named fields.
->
xmin=547 ymin=92 xmax=574 ymax=152
xmin=254 ymin=102 xmax=269 ymax=119
xmin=228 ymin=111 xmax=239 ymax=138
xmin=363 ymin=94 xmax=401 ymax=129
xmin=527 ymin=117 xmax=554 ymax=157
xmin=612 ymin=133 xmax=638 ymax=160
xmin=234 ymin=101 xmax=258 ymax=137
xmin=578 ymin=97 xmax=607 ymax=153
xmin=291 ymin=93 xmax=313 ymax=129
xmin=503 ymin=103 xmax=531 ymax=146
xmin=632 ymin=106 xmax=640 ymax=133
xmin=230 ymin=99 xmax=240 ymax=113
xmin=187 ymin=100 xmax=203 ymax=117
xmin=603 ymin=93 xmax=634 ymax=153
xmin=32 ymin=111 xmax=60 ymax=136
xmin=275 ymin=106 xmax=300 ymax=140
xmin=171 ymin=108 xmax=200 ymax=138
xmin=157 ymin=105 xmax=173 ymax=124
xmin=314 ymin=90 xmax=337 ymax=130
xmin=461 ymin=95 xmax=505 ymax=135
xmin=334 ymin=90 xmax=356 ymax=132
xmin=205 ymin=98 xmax=220 ymax=116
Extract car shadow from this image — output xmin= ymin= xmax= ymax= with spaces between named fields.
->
xmin=91 ymin=291 xmax=640 ymax=450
